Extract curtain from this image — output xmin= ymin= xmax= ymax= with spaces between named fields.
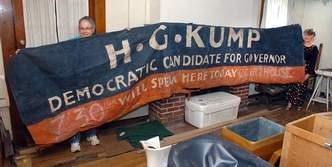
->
xmin=23 ymin=0 xmax=58 ymax=47
xmin=106 ymin=0 xmax=147 ymax=32
xmin=0 ymin=38 xmax=9 ymax=107
xmin=56 ymin=0 xmax=89 ymax=41
xmin=264 ymin=0 xmax=289 ymax=28
xmin=23 ymin=0 xmax=88 ymax=47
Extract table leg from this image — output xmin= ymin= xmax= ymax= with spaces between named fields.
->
xmin=327 ymin=77 xmax=330 ymax=111
xmin=307 ymin=75 xmax=323 ymax=110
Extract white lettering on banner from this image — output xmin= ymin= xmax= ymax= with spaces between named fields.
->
xmin=63 ymin=91 xmax=76 ymax=106
xmin=247 ymin=29 xmax=260 ymax=48
xmin=135 ymin=59 xmax=158 ymax=77
xmin=243 ymin=53 xmax=286 ymax=64
xmin=92 ymin=84 xmax=104 ymax=96
xmin=163 ymin=54 xmax=222 ymax=69
xmin=105 ymin=40 xmax=131 ymax=69
xmin=104 ymin=26 xmax=262 ymax=71
xmin=224 ymin=53 xmax=242 ymax=63
xmin=149 ymin=25 xmax=168 ymax=50
xmin=107 ymin=79 xmax=116 ymax=91
xmin=128 ymin=71 xmax=139 ymax=86
xmin=47 ymin=25 xmax=292 ymax=114
xmin=227 ymin=28 xmax=244 ymax=48
xmin=50 ymin=102 xmax=107 ymax=140
xmin=182 ymin=72 xmax=208 ymax=83
xmin=151 ymin=76 xmax=177 ymax=89
xmin=50 ymin=114 xmax=65 ymax=140
xmin=114 ymin=75 xmax=127 ymax=89
xmin=186 ymin=25 xmax=205 ymax=48
xmin=48 ymin=69 xmax=293 ymax=132
xmin=89 ymin=103 xmax=105 ymax=122
xmin=206 ymin=67 xmax=292 ymax=80
xmin=49 ymin=96 xmax=62 ymax=113
xmin=74 ymin=108 xmax=89 ymax=126
xmin=180 ymin=68 xmax=293 ymax=83
xmin=118 ymin=83 xmax=147 ymax=105
xmin=47 ymin=59 xmax=158 ymax=112
xmin=47 ymin=51 xmax=289 ymax=113
xmin=209 ymin=69 xmax=238 ymax=79
xmin=76 ymin=87 xmax=91 ymax=101
xmin=210 ymin=27 xmax=225 ymax=48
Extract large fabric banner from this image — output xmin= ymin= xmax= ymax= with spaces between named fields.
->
xmin=7 ymin=23 xmax=304 ymax=145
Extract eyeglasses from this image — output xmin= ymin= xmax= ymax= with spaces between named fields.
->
xmin=79 ymin=27 xmax=93 ymax=31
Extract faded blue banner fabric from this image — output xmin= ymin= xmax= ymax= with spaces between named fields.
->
xmin=6 ymin=23 xmax=304 ymax=144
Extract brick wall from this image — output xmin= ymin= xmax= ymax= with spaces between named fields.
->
xmin=149 ymin=84 xmax=250 ymax=124
xmin=149 ymin=94 xmax=186 ymax=124
xmin=228 ymin=83 xmax=250 ymax=108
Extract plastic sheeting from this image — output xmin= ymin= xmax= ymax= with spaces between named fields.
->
xmin=227 ymin=117 xmax=284 ymax=142
xmin=168 ymin=134 xmax=273 ymax=167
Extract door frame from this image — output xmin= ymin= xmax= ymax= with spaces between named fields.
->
xmin=0 ymin=0 xmax=31 ymax=147
xmin=0 ymin=0 xmax=106 ymax=147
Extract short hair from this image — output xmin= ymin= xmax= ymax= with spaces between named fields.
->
xmin=304 ymin=28 xmax=316 ymax=37
xmin=79 ymin=16 xmax=96 ymax=32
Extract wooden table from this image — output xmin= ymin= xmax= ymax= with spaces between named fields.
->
xmin=74 ymin=151 xmax=146 ymax=167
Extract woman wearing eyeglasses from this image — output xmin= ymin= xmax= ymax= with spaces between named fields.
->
xmin=70 ymin=16 xmax=100 ymax=153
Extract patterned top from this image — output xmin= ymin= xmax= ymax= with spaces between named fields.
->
xmin=304 ymin=45 xmax=318 ymax=76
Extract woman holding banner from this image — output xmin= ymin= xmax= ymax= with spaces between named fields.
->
xmin=286 ymin=28 xmax=318 ymax=111
xmin=70 ymin=16 xmax=101 ymax=153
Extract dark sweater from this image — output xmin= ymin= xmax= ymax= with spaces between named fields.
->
xmin=304 ymin=45 xmax=318 ymax=76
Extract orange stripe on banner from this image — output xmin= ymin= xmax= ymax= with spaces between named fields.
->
xmin=28 ymin=65 xmax=304 ymax=145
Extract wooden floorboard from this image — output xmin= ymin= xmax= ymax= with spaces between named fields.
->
xmin=15 ymin=101 xmax=329 ymax=167
xmin=29 ymin=133 xmax=134 ymax=167
xmin=73 ymin=151 xmax=147 ymax=167
xmin=73 ymin=104 xmax=330 ymax=167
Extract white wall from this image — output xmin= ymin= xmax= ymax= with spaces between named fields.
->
xmin=148 ymin=0 xmax=160 ymax=24
xmin=106 ymin=0 xmax=261 ymax=31
xmin=289 ymin=0 xmax=332 ymax=69
xmin=159 ymin=0 xmax=261 ymax=95
xmin=302 ymin=0 xmax=332 ymax=69
xmin=303 ymin=0 xmax=332 ymax=96
xmin=159 ymin=0 xmax=260 ymax=27
xmin=105 ymin=0 xmax=156 ymax=118
xmin=288 ymin=0 xmax=305 ymax=25
xmin=288 ymin=0 xmax=332 ymax=95
xmin=106 ymin=0 xmax=159 ymax=32
xmin=106 ymin=0 xmax=261 ymax=36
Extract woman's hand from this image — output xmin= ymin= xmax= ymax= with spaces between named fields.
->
xmin=15 ymin=49 xmax=21 ymax=54
xmin=301 ymin=74 xmax=310 ymax=83
xmin=304 ymin=74 xmax=310 ymax=81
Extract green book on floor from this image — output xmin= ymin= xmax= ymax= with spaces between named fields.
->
xmin=116 ymin=121 xmax=173 ymax=148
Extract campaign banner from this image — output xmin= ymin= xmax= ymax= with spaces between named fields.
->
xmin=7 ymin=23 xmax=304 ymax=145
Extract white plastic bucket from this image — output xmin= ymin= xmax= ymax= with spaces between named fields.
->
xmin=140 ymin=136 xmax=172 ymax=167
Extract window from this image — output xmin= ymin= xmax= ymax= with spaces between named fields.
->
xmin=23 ymin=0 xmax=88 ymax=47
xmin=264 ymin=0 xmax=289 ymax=28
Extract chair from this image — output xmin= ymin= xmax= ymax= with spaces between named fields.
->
xmin=255 ymin=84 xmax=288 ymax=107
xmin=306 ymin=69 xmax=332 ymax=111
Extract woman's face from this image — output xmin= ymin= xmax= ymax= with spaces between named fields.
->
xmin=304 ymin=33 xmax=314 ymax=44
xmin=79 ymin=20 xmax=94 ymax=38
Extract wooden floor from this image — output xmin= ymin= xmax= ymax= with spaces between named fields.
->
xmin=15 ymin=99 xmax=330 ymax=167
